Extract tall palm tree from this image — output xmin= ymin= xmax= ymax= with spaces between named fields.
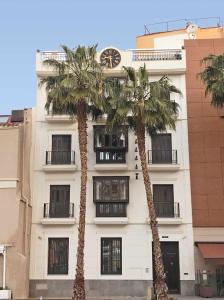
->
xmin=40 ymin=45 xmax=103 ymax=300
xmin=199 ymin=54 xmax=224 ymax=107
xmin=103 ymin=65 xmax=180 ymax=300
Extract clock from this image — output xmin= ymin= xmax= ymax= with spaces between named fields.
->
xmin=100 ymin=48 xmax=121 ymax=68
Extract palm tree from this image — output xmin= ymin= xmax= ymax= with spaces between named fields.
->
xmin=103 ymin=65 xmax=180 ymax=300
xmin=40 ymin=45 xmax=103 ymax=300
xmin=199 ymin=54 xmax=224 ymax=107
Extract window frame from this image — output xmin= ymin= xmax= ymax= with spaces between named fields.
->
xmin=153 ymin=184 xmax=174 ymax=218
xmin=93 ymin=125 xmax=128 ymax=151
xmin=48 ymin=237 xmax=69 ymax=275
xmin=151 ymin=133 xmax=173 ymax=164
xmin=93 ymin=176 xmax=129 ymax=203
xmin=49 ymin=185 xmax=71 ymax=218
xmin=101 ymin=237 xmax=122 ymax=275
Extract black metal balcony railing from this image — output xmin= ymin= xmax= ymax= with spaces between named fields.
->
xmin=132 ymin=49 xmax=182 ymax=61
xmin=96 ymin=202 xmax=127 ymax=217
xmin=44 ymin=203 xmax=74 ymax=218
xmin=148 ymin=150 xmax=177 ymax=164
xmin=46 ymin=151 xmax=75 ymax=165
xmin=154 ymin=202 xmax=180 ymax=218
xmin=96 ymin=150 xmax=126 ymax=164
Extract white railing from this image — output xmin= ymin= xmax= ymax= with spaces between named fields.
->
xmin=41 ymin=52 xmax=66 ymax=61
xmin=40 ymin=49 xmax=183 ymax=62
xmin=132 ymin=49 xmax=182 ymax=61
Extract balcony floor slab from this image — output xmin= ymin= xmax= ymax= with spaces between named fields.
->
xmin=94 ymin=164 xmax=128 ymax=171
xmin=148 ymin=164 xmax=180 ymax=172
xmin=43 ymin=165 xmax=77 ymax=172
xmin=147 ymin=218 xmax=183 ymax=225
xmin=41 ymin=218 xmax=76 ymax=225
xmin=94 ymin=217 xmax=128 ymax=225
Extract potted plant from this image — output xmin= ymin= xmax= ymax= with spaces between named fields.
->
xmin=199 ymin=282 xmax=213 ymax=298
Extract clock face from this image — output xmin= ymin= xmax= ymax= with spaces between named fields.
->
xmin=100 ymin=48 xmax=121 ymax=69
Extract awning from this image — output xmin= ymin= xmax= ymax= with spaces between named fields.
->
xmin=198 ymin=243 xmax=224 ymax=259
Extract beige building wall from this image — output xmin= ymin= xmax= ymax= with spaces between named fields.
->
xmin=0 ymin=109 xmax=32 ymax=298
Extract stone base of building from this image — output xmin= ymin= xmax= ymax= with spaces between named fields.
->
xmin=30 ymin=279 xmax=195 ymax=298
xmin=180 ymin=280 xmax=195 ymax=296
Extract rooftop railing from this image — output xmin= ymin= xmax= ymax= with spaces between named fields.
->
xmin=40 ymin=49 xmax=183 ymax=62
xmin=41 ymin=51 xmax=66 ymax=61
xmin=132 ymin=49 xmax=182 ymax=61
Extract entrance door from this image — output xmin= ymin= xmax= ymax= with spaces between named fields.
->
xmin=153 ymin=242 xmax=180 ymax=294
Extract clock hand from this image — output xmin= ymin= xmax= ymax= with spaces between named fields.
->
xmin=109 ymin=55 xmax=113 ymax=68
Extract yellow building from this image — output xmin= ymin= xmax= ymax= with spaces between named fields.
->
xmin=136 ymin=23 xmax=224 ymax=49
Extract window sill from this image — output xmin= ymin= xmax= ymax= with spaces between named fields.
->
xmin=45 ymin=114 xmax=75 ymax=122
xmin=43 ymin=164 xmax=77 ymax=172
xmin=94 ymin=217 xmax=128 ymax=225
xmin=41 ymin=218 xmax=76 ymax=225
xmin=147 ymin=217 xmax=183 ymax=225
xmin=148 ymin=164 xmax=180 ymax=172
xmin=94 ymin=164 xmax=128 ymax=171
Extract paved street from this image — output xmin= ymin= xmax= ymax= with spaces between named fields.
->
xmin=92 ymin=296 xmax=224 ymax=300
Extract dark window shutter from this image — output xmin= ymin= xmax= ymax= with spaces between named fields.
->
xmin=48 ymin=238 xmax=69 ymax=274
xmin=153 ymin=185 xmax=174 ymax=217
xmin=50 ymin=185 xmax=70 ymax=218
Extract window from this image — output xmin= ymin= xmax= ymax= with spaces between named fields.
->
xmin=48 ymin=185 xmax=71 ymax=218
xmin=93 ymin=177 xmax=129 ymax=202
xmin=93 ymin=177 xmax=129 ymax=217
xmin=94 ymin=126 xmax=128 ymax=163
xmin=48 ymin=238 xmax=69 ymax=274
xmin=151 ymin=134 xmax=174 ymax=164
xmin=101 ymin=238 xmax=122 ymax=275
xmin=153 ymin=185 xmax=174 ymax=218
xmin=46 ymin=135 xmax=74 ymax=165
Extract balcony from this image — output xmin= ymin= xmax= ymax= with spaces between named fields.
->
xmin=37 ymin=49 xmax=186 ymax=77
xmin=93 ymin=125 xmax=128 ymax=171
xmin=45 ymin=113 xmax=75 ymax=123
xmin=148 ymin=150 xmax=180 ymax=171
xmin=95 ymin=150 xmax=128 ymax=171
xmin=96 ymin=202 xmax=127 ymax=217
xmin=94 ymin=203 xmax=128 ymax=225
xmin=149 ymin=202 xmax=182 ymax=225
xmin=40 ymin=49 xmax=183 ymax=63
xmin=41 ymin=202 xmax=75 ymax=225
xmin=43 ymin=151 xmax=77 ymax=172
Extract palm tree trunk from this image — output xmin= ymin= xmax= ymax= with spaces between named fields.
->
xmin=73 ymin=102 xmax=88 ymax=300
xmin=136 ymin=121 xmax=168 ymax=300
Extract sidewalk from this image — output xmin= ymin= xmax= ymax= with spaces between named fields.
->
xmin=176 ymin=297 xmax=222 ymax=300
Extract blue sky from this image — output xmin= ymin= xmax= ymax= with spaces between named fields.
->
xmin=1 ymin=0 xmax=224 ymax=114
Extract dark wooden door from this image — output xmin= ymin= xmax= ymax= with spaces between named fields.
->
xmin=153 ymin=184 xmax=174 ymax=217
xmin=153 ymin=242 xmax=180 ymax=294
xmin=49 ymin=185 xmax=70 ymax=218
xmin=151 ymin=134 xmax=172 ymax=163
xmin=52 ymin=135 xmax=71 ymax=164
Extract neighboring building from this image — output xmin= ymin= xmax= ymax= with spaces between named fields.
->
xmin=185 ymin=38 xmax=224 ymax=296
xmin=29 ymin=42 xmax=194 ymax=299
xmin=0 ymin=110 xmax=32 ymax=299
xmin=137 ymin=19 xmax=224 ymax=297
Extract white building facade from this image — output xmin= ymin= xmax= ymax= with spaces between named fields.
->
xmin=30 ymin=46 xmax=195 ymax=298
